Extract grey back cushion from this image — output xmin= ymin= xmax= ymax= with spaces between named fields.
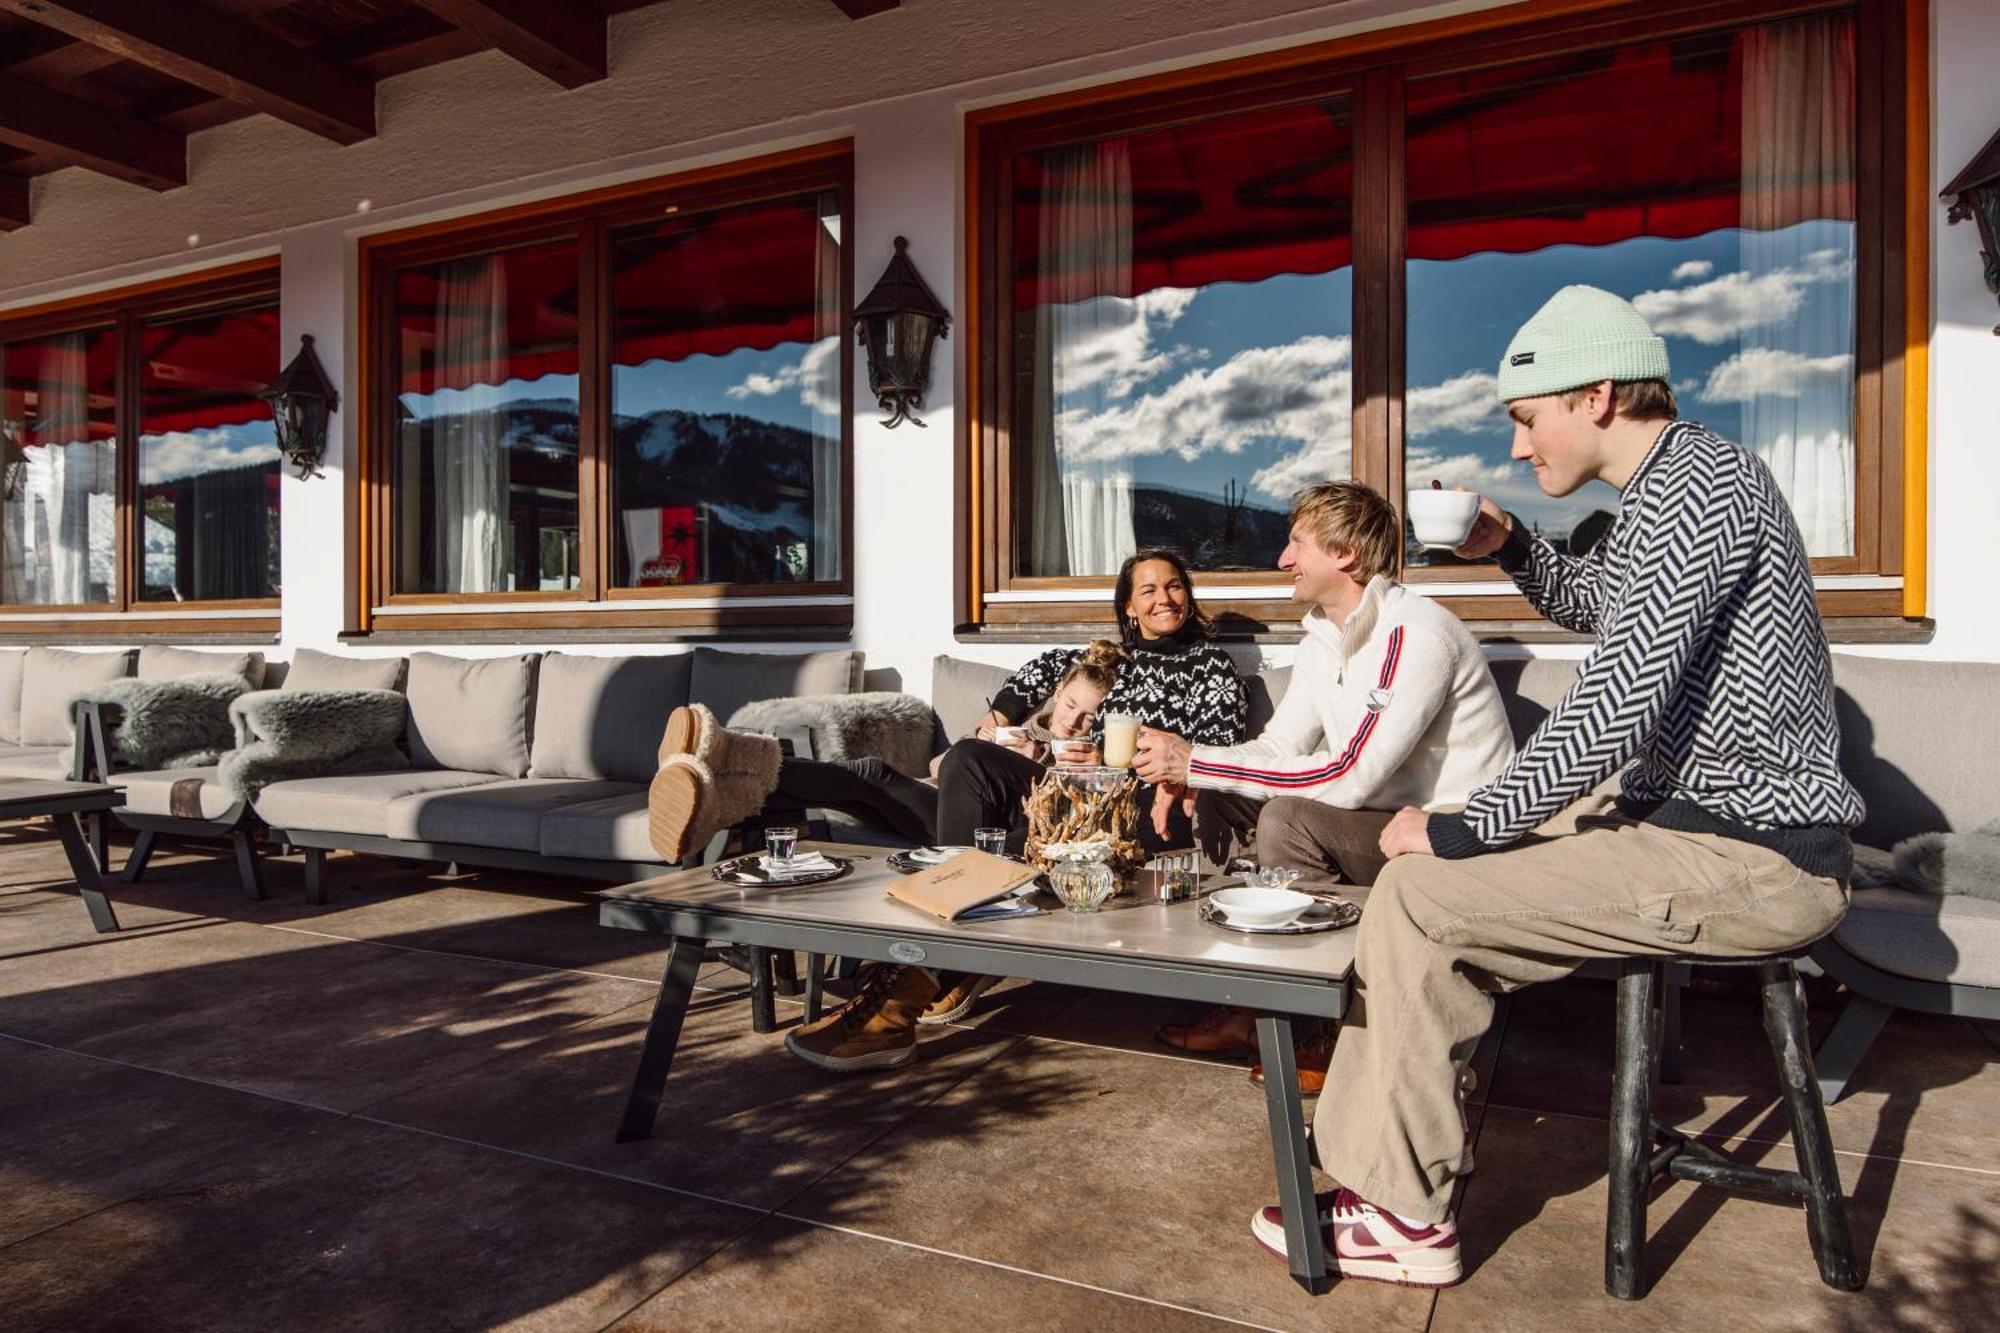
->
xmin=283 ymin=649 xmax=406 ymax=693
xmin=1483 ymin=656 xmax=1581 ymax=746
xmin=1832 ymin=654 xmax=2000 ymax=848
xmin=138 ymin=645 xmax=265 ymax=687
xmin=405 ymin=653 xmax=539 ymax=777
xmin=0 ymin=649 xmax=23 ymax=745
xmin=1246 ymin=665 xmax=1288 ymax=738
xmin=688 ymin=648 xmax=858 ymax=724
xmin=529 ymin=652 xmax=691 ymax=783
xmin=930 ymin=655 xmax=1017 ymax=746
xmin=21 ymin=647 xmax=133 ymax=745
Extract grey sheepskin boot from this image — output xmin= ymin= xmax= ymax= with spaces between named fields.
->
xmin=648 ymin=714 xmax=783 ymax=863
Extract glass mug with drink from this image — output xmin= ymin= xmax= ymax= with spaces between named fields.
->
xmin=1100 ymin=713 xmax=1141 ymax=769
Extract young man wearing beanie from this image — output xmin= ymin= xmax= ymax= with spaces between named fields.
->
xmin=1249 ymin=284 xmax=1862 ymax=1288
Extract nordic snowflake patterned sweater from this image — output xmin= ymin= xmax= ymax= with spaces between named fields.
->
xmin=1427 ymin=420 xmax=1865 ymax=879
xmin=1183 ymin=576 xmax=1515 ymax=810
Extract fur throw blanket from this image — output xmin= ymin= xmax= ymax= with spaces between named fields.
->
xmin=218 ymin=688 xmax=409 ymax=802
xmin=728 ymin=691 xmax=936 ymax=778
xmin=1871 ymin=819 xmax=2000 ymax=902
xmin=80 ymin=673 xmax=252 ymax=769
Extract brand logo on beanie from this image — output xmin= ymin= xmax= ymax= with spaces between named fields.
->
xmin=1510 ymin=352 xmax=1536 ymax=366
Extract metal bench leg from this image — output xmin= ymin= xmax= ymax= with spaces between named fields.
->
xmin=121 ymin=828 xmax=159 ymax=884
xmin=230 ymin=830 xmax=267 ymax=901
xmin=1255 ymin=1013 xmax=1329 ymax=1294
xmin=1759 ymin=962 xmax=1864 ymax=1291
xmin=303 ymin=846 xmax=328 ymax=905
xmin=54 ymin=812 xmax=120 ymax=933
xmin=1606 ymin=959 xmax=1658 ymax=1300
xmin=617 ymin=937 xmax=703 ymax=1142
xmin=1812 ymin=992 xmax=1892 ymax=1106
xmin=804 ymin=953 xmax=827 ymax=1024
xmin=747 ymin=945 xmax=777 ymax=1033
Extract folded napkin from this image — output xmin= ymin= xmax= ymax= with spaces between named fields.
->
xmin=756 ymin=851 xmax=836 ymax=879
xmin=908 ymin=846 xmax=968 ymax=865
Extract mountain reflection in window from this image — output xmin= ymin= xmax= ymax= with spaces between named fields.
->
xmin=610 ymin=191 xmax=843 ymax=587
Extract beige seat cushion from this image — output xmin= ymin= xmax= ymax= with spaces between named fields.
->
xmin=387 ymin=777 xmax=637 ymax=852
xmin=529 ymin=653 xmax=689 ymax=784
xmin=253 ymin=769 xmax=503 ymax=838
xmin=0 ymin=649 xmax=24 ymax=745
xmin=1834 ymin=887 xmax=2000 ymax=990
xmin=282 ymin=648 xmax=406 ymax=693
xmin=111 ymin=767 xmax=240 ymax=822
xmin=537 ymin=790 xmax=661 ymax=864
xmin=138 ymin=646 xmax=265 ymax=687
xmin=0 ymin=744 xmax=72 ymax=781
xmin=20 ymin=647 xmax=131 ymax=746
xmin=688 ymin=647 xmax=857 ymax=724
xmin=404 ymin=653 xmax=538 ymax=778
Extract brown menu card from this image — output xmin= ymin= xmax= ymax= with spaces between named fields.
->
xmin=886 ymin=850 xmax=1041 ymax=922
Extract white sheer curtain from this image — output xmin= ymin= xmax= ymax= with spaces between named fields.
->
xmin=1739 ymin=14 xmax=1856 ymax=558
xmin=809 ymin=200 xmax=843 ymax=580
xmin=11 ymin=334 xmax=114 ymax=604
xmin=432 ymin=256 xmax=512 ymax=592
xmin=1029 ymin=141 xmax=1139 ymax=576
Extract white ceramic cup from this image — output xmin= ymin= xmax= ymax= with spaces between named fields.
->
xmin=1101 ymin=713 xmax=1140 ymax=768
xmin=991 ymin=724 xmax=1027 ymax=748
xmin=1407 ymin=488 xmax=1481 ymax=548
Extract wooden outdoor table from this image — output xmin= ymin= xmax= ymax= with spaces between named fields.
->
xmin=601 ymin=843 xmax=1360 ymax=1294
xmin=0 ymin=779 xmax=127 ymax=932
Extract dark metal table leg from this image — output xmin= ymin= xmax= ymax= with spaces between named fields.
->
xmin=617 ymin=937 xmax=704 ymax=1143
xmin=53 ymin=812 xmax=120 ymax=933
xmin=1256 ymin=1013 xmax=1329 ymax=1294
xmin=303 ymin=846 xmax=327 ymax=905
xmin=89 ymin=811 xmax=110 ymax=874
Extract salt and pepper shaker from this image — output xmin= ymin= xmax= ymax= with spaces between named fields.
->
xmin=1156 ymin=849 xmax=1200 ymax=903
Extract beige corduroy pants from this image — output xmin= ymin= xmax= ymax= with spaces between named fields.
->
xmin=1314 ymin=797 xmax=1848 ymax=1222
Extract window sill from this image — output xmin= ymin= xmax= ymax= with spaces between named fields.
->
xmin=0 ymin=612 xmax=280 ymax=644
xmin=957 ymin=616 xmax=1937 ymax=648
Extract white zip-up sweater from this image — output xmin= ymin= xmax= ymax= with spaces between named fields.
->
xmin=1186 ymin=577 xmax=1515 ymax=810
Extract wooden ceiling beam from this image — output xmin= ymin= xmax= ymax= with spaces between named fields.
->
xmin=828 ymin=0 xmax=900 ymax=16
xmin=0 ymin=67 xmax=184 ymax=189
xmin=409 ymin=0 xmax=605 ymax=87
xmin=0 ymin=172 xmax=27 ymax=229
xmin=0 ymin=0 xmax=377 ymax=144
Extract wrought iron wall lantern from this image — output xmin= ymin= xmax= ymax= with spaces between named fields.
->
xmin=1942 ymin=125 xmax=2000 ymax=335
xmin=258 ymin=334 xmax=340 ymax=478
xmin=852 ymin=235 xmax=950 ymax=427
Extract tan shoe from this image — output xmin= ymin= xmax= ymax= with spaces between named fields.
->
xmin=1156 ymin=1005 xmax=1259 ymax=1059
xmin=1250 ymin=1030 xmax=1332 ymax=1095
xmin=659 ymin=705 xmax=700 ymax=762
xmin=919 ymin=973 xmax=999 ymax=1025
xmin=646 ymin=724 xmax=783 ymax=864
xmin=785 ymin=964 xmax=939 ymax=1072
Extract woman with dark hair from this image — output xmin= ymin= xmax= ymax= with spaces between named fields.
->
xmin=783 ymin=550 xmax=1250 ymax=1073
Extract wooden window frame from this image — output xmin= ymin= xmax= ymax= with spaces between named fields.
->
xmin=353 ymin=142 xmax=856 ymax=638
xmin=0 ymin=257 xmax=283 ymax=639
xmin=964 ymin=0 xmax=1924 ymax=635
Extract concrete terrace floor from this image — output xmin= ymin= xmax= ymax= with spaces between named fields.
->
xmin=1 ymin=825 xmax=1996 ymax=1333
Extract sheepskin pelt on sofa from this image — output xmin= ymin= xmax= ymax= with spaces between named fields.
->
xmin=80 ymin=673 xmax=252 ymax=769
xmin=728 ymin=691 xmax=937 ymax=778
xmin=1891 ymin=818 xmax=2000 ymax=902
xmin=218 ymin=688 xmax=410 ymax=801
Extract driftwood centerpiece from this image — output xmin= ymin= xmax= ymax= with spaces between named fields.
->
xmin=1023 ymin=766 xmax=1146 ymax=877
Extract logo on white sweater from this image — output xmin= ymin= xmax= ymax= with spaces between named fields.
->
xmin=1366 ymin=687 xmax=1393 ymax=713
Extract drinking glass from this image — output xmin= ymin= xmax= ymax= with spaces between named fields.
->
xmin=973 ymin=827 xmax=1009 ymax=856
xmin=764 ymin=826 xmax=798 ymax=864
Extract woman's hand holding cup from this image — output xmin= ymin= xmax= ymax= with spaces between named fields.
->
xmin=1052 ymin=737 xmax=1099 ymax=766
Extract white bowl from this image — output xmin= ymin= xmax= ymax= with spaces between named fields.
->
xmin=1406 ymin=488 xmax=1481 ymax=548
xmin=1209 ymin=886 xmax=1316 ymax=928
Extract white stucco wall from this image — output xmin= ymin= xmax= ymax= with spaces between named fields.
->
xmin=0 ymin=0 xmax=1995 ymax=692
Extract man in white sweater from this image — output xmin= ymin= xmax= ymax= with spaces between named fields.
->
xmin=1136 ymin=482 xmax=1514 ymax=1084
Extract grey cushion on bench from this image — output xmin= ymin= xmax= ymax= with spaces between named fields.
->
xmin=405 ymin=653 xmax=538 ymax=778
xmin=137 ymin=645 xmax=265 ymax=687
xmin=254 ymin=769 xmax=504 ymax=838
xmin=0 ymin=649 xmax=24 ymax=745
xmin=529 ymin=653 xmax=689 ymax=784
xmin=689 ymin=647 xmax=857 ymax=723
xmin=1834 ymin=887 xmax=2000 ymax=989
xmin=388 ymin=777 xmax=637 ymax=852
xmin=283 ymin=648 xmax=406 ymax=693
xmin=20 ymin=647 xmax=131 ymax=746
xmin=0 ymin=744 xmax=70 ymax=780
xmin=537 ymin=790 xmax=657 ymax=863
xmin=930 ymin=655 xmax=1015 ymax=746
xmin=112 ymin=767 xmax=238 ymax=822
xmin=1831 ymin=654 xmax=2000 ymax=850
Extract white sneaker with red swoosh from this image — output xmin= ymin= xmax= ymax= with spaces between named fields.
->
xmin=1251 ymin=1188 xmax=1463 ymax=1288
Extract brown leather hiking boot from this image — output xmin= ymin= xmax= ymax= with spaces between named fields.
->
xmin=1250 ymin=1030 xmax=1333 ymax=1095
xmin=785 ymin=964 xmax=939 ymax=1072
xmin=918 ymin=973 xmax=999 ymax=1026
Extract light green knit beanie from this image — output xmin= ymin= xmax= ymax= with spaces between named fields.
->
xmin=1495 ymin=284 xmax=1670 ymax=402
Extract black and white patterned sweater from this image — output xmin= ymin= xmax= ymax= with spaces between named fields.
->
xmin=1428 ymin=420 xmax=1864 ymax=879
xmin=990 ymin=627 xmax=1248 ymax=747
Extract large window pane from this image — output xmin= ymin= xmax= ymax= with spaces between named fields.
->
xmin=609 ymin=191 xmax=843 ymax=587
xmin=1404 ymin=13 xmax=1857 ymax=565
xmin=1 ymin=327 xmax=117 ymax=604
xmin=393 ymin=240 xmax=581 ymax=594
xmin=1011 ymin=97 xmax=1354 ymax=575
xmin=138 ymin=305 xmax=281 ymax=601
